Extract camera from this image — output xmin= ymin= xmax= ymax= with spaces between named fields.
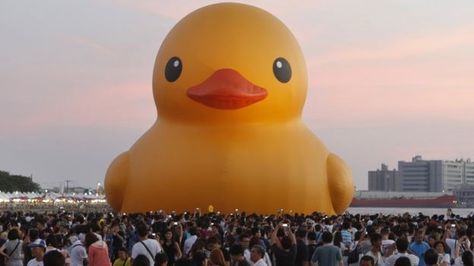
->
xmin=173 ymin=222 xmax=178 ymax=226
xmin=282 ymin=223 xmax=288 ymax=227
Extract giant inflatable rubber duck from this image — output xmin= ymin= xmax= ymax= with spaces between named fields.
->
xmin=105 ymin=3 xmax=354 ymax=215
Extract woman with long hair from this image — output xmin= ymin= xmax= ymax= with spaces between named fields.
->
xmin=161 ymin=229 xmax=182 ymax=265
xmin=85 ymin=232 xmax=112 ymax=266
xmin=434 ymin=240 xmax=450 ymax=265
xmin=209 ymin=248 xmax=228 ymax=266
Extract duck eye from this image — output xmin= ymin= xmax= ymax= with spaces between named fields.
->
xmin=273 ymin=57 xmax=291 ymax=83
xmin=165 ymin=57 xmax=182 ymax=82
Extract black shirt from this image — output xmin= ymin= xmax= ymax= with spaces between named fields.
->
xmin=307 ymin=243 xmax=317 ymax=262
xmin=272 ymin=243 xmax=297 ymax=266
xmin=295 ymin=239 xmax=309 ymax=266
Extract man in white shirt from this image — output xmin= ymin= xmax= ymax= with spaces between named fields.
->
xmin=385 ymin=238 xmax=419 ymax=266
xmin=250 ymin=245 xmax=268 ymax=266
xmin=381 ymin=228 xmax=395 ymax=257
xmin=27 ymin=240 xmax=47 ymax=266
xmin=131 ymin=223 xmax=162 ymax=265
xmin=183 ymin=227 xmax=199 ymax=256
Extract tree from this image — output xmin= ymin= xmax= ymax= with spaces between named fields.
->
xmin=0 ymin=171 xmax=42 ymax=192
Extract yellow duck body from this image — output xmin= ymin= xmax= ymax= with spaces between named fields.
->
xmin=105 ymin=3 xmax=354 ymax=215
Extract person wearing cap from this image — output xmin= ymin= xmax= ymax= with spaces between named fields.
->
xmin=27 ymin=239 xmax=46 ymax=266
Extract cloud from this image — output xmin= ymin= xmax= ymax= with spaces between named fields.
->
xmin=315 ymin=24 xmax=474 ymax=64
xmin=302 ymin=24 xmax=474 ymax=127
xmin=63 ymin=35 xmax=116 ymax=56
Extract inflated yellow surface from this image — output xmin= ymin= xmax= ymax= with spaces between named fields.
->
xmin=104 ymin=3 xmax=353 ymax=215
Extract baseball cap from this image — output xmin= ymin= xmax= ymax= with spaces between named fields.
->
xmin=29 ymin=239 xmax=46 ymax=249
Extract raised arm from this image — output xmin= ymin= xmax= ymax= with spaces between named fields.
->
xmin=271 ymin=223 xmax=283 ymax=249
xmin=287 ymin=227 xmax=296 ymax=245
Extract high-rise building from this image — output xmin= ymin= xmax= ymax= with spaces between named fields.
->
xmin=398 ymin=156 xmax=474 ymax=192
xmin=368 ymin=164 xmax=399 ymax=191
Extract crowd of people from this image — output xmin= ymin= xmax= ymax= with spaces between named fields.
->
xmin=1 ymin=208 xmax=474 ymax=266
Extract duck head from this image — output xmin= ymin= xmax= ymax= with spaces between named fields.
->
xmin=152 ymin=3 xmax=307 ymax=124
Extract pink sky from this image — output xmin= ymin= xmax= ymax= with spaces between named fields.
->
xmin=1 ymin=0 xmax=473 ymax=189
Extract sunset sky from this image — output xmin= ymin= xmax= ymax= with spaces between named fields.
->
xmin=1 ymin=0 xmax=473 ymax=190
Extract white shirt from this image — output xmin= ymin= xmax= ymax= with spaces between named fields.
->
xmin=70 ymin=240 xmax=87 ymax=266
xmin=244 ymin=249 xmax=251 ymax=263
xmin=365 ymin=250 xmax=385 ymax=266
xmin=381 ymin=239 xmax=395 ymax=255
xmin=245 ymin=250 xmax=272 ymax=266
xmin=131 ymin=239 xmax=162 ymax=265
xmin=253 ymin=258 xmax=268 ymax=266
xmin=27 ymin=258 xmax=44 ymax=266
xmin=385 ymin=252 xmax=419 ymax=266
xmin=438 ymin=253 xmax=450 ymax=264
xmin=446 ymin=238 xmax=457 ymax=258
xmin=183 ymin=235 xmax=198 ymax=255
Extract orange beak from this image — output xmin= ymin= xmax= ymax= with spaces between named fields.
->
xmin=187 ymin=69 xmax=267 ymax=109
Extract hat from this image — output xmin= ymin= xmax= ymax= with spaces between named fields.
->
xmin=29 ymin=239 xmax=46 ymax=249
xmin=78 ymin=233 xmax=86 ymax=242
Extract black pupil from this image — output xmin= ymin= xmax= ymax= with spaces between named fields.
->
xmin=273 ymin=57 xmax=291 ymax=83
xmin=165 ymin=57 xmax=182 ymax=82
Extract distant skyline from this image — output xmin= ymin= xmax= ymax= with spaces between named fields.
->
xmin=1 ymin=1 xmax=473 ymax=190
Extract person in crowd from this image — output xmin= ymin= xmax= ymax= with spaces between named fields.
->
xmin=457 ymin=250 xmax=474 ymax=266
xmin=408 ymin=230 xmax=430 ymax=266
xmin=311 ymin=231 xmax=343 ymax=266
xmin=209 ymin=248 xmax=228 ymax=266
xmin=341 ymin=221 xmax=353 ymax=246
xmin=109 ymin=222 xmax=125 ymax=261
xmin=154 ymin=253 xmax=168 ymax=266
xmin=23 ymin=229 xmax=40 ymax=265
xmin=0 ymin=228 xmax=24 ymax=266
xmin=394 ymin=257 xmax=411 ymax=266
xmin=70 ymin=233 xmax=87 ymax=266
xmin=239 ymin=233 xmax=252 ymax=264
xmin=131 ymin=223 xmax=162 ymax=265
xmin=334 ymin=231 xmax=348 ymax=254
xmin=113 ymin=247 xmax=131 ymax=266
xmin=385 ymin=238 xmax=419 ymax=266
xmin=271 ymin=223 xmax=297 ymax=266
xmin=381 ymin=228 xmax=395 ymax=258
xmin=208 ymin=236 xmax=231 ymax=264
xmin=43 ymin=250 xmax=66 ymax=266
xmin=250 ymin=245 xmax=267 ymax=266
xmin=423 ymin=248 xmax=445 ymax=266
xmin=306 ymin=231 xmax=318 ymax=261
xmin=27 ymin=239 xmax=46 ymax=266
xmin=249 ymin=237 xmax=271 ymax=266
xmin=295 ymin=228 xmax=309 ymax=266
xmin=85 ymin=232 xmax=112 ymax=266
xmin=446 ymin=228 xmax=469 ymax=261
xmin=433 ymin=241 xmax=450 ymax=265
xmin=183 ymin=227 xmax=198 ymax=257
xmin=364 ymin=233 xmax=384 ymax=266
xmin=192 ymin=251 xmax=208 ymax=266
xmin=456 ymin=232 xmax=472 ymax=262
xmin=161 ymin=229 xmax=182 ymax=266
xmin=359 ymin=255 xmax=375 ymax=266
xmin=133 ymin=254 xmax=150 ymax=266
xmin=229 ymin=244 xmax=250 ymax=266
